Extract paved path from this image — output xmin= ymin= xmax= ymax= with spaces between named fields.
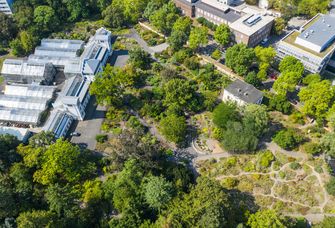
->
xmin=124 ymin=29 xmax=169 ymax=57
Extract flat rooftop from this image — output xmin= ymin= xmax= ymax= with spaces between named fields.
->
xmin=195 ymin=1 xmax=241 ymax=23
xmin=281 ymin=30 xmax=335 ymax=58
xmin=298 ymin=14 xmax=335 ymax=48
xmin=229 ymin=13 xmax=274 ymax=36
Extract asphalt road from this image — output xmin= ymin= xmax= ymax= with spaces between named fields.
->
xmin=70 ymin=96 xmax=106 ymax=150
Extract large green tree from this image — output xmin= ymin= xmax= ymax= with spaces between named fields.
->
xmin=247 ymin=210 xmax=286 ymax=228
xmin=212 ymin=102 xmax=240 ymax=130
xmin=298 ymin=80 xmax=335 ymax=119
xmin=189 ymin=26 xmax=208 ymax=50
xmin=214 ymin=24 xmax=230 ymax=46
xmin=159 ymin=114 xmax=187 ymax=144
xmin=0 ymin=13 xmax=17 ymax=45
xmin=34 ymin=5 xmax=58 ymax=33
xmin=226 ymin=44 xmax=256 ymax=76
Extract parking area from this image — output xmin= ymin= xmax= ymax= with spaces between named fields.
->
xmin=70 ymin=96 xmax=106 ymax=150
xmin=110 ymin=50 xmax=129 ymax=67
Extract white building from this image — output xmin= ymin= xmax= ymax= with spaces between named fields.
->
xmin=53 ymin=76 xmax=90 ymax=121
xmin=0 ymin=84 xmax=55 ymax=125
xmin=43 ymin=109 xmax=73 ymax=138
xmin=0 ymin=126 xmax=30 ymax=142
xmin=223 ymin=79 xmax=263 ymax=106
xmin=277 ymin=14 xmax=335 ymax=73
xmin=1 ymin=59 xmax=56 ymax=84
xmin=27 ymin=28 xmax=112 ymax=80
xmin=0 ymin=0 xmax=14 ymax=14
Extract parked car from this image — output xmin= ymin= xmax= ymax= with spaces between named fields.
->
xmin=70 ymin=132 xmax=81 ymax=137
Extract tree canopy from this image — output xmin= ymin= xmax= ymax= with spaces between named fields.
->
xmin=226 ymin=44 xmax=256 ymax=76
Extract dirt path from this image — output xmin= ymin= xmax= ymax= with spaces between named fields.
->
xmin=207 ymin=151 xmax=334 ymax=222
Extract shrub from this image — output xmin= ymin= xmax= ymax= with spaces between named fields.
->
xmin=289 ymin=162 xmax=301 ymax=170
xmin=273 ymin=128 xmax=304 ymax=150
xmin=96 ymin=134 xmax=108 ymax=143
xmin=211 ymin=49 xmax=222 ymax=60
xmin=257 ymin=150 xmax=275 ymax=169
xmin=279 ymin=171 xmax=286 ymax=179
xmin=226 ymin=157 xmax=237 ymax=167
xmin=183 ymin=56 xmax=200 ymax=70
xmin=221 ymin=177 xmax=238 ymax=188
xmin=326 ymin=177 xmax=335 ymax=196
xmin=302 ymin=142 xmax=321 ymax=155
xmin=315 ymin=165 xmax=323 ymax=173
xmin=243 ymin=162 xmax=256 ymax=172
xmin=289 ymin=112 xmax=305 ymax=125
xmin=196 ymin=17 xmax=217 ymax=31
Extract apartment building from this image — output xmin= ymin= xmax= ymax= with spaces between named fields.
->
xmin=276 ymin=14 xmax=335 ymax=73
xmin=0 ymin=0 xmax=14 ymax=14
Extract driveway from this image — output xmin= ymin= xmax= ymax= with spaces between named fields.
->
xmin=70 ymin=96 xmax=106 ymax=150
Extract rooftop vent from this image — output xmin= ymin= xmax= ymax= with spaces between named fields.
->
xmin=328 ymin=24 xmax=331 ymax=27
xmin=244 ymin=92 xmax=248 ymax=96
xmin=238 ymin=88 xmax=242 ymax=92
xmin=310 ymin=29 xmax=314 ymax=33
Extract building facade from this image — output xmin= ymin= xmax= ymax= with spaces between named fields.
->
xmin=0 ymin=0 xmax=14 ymax=14
xmin=223 ymin=79 xmax=263 ymax=106
xmin=43 ymin=109 xmax=73 ymax=138
xmin=276 ymin=14 xmax=335 ymax=73
xmin=53 ymin=76 xmax=90 ymax=120
xmin=174 ymin=0 xmax=274 ymax=47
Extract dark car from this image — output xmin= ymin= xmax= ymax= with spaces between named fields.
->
xmin=70 ymin=132 xmax=81 ymax=137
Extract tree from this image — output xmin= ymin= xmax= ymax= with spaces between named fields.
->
xmin=62 ymin=0 xmax=90 ymax=21
xmin=298 ymin=80 xmax=335 ymax=119
xmin=149 ymin=2 xmax=179 ymax=35
xmin=34 ymin=5 xmax=58 ymax=33
xmin=103 ymin=4 xmax=125 ymax=28
xmin=273 ymin=128 xmax=304 ymax=150
xmin=0 ymin=13 xmax=17 ymax=45
xmin=298 ymin=0 xmax=330 ymax=17
xmin=245 ymin=71 xmax=262 ymax=88
xmin=302 ymin=73 xmax=321 ymax=85
xmin=273 ymin=71 xmax=301 ymax=95
xmin=159 ymin=114 xmax=187 ymax=144
xmin=189 ymin=26 xmax=208 ymax=50
xmin=16 ymin=210 xmax=55 ymax=228
xmin=327 ymin=104 xmax=335 ymax=128
xmin=226 ymin=44 xmax=256 ymax=76
xmin=214 ymin=24 xmax=230 ymax=46
xmin=221 ymin=121 xmax=258 ymax=153
xmin=279 ymin=56 xmax=304 ymax=76
xmin=0 ymin=134 xmax=20 ymax=171
xmin=247 ymin=210 xmax=285 ymax=228
xmin=129 ymin=47 xmax=152 ymax=70
xmin=212 ymin=102 xmax=239 ymax=130
xmin=168 ymin=17 xmax=192 ymax=51
xmin=243 ymin=104 xmax=269 ymax=137
xmin=269 ymin=94 xmax=292 ymax=114
xmin=156 ymin=177 xmax=231 ymax=227
xmin=33 ymin=139 xmax=96 ymax=185
xmin=255 ymin=46 xmax=276 ymax=80
xmin=273 ymin=18 xmax=286 ymax=35
xmin=162 ymin=78 xmax=201 ymax=112
xmin=321 ymin=133 xmax=335 ymax=158
xmin=143 ymin=175 xmax=173 ymax=210
xmin=10 ymin=30 xmax=37 ymax=56
xmin=90 ymin=65 xmax=137 ymax=106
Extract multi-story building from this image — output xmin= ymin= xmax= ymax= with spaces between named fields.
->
xmin=0 ymin=0 xmax=14 ymax=14
xmin=276 ymin=14 xmax=335 ymax=74
xmin=52 ymin=76 xmax=90 ymax=121
xmin=223 ymin=79 xmax=263 ymax=106
xmin=1 ymin=59 xmax=56 ymax=84
xmin=174 ymin=0 xmax=275 ymax=47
